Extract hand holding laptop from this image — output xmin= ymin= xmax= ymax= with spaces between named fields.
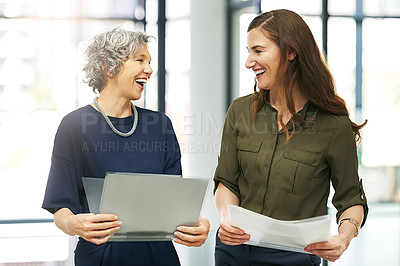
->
xmin=53 ymin=208 xmax=122 ymax=245
xmin=173 ymin=217 xmax=210 ymax=247
xmin=83 ymin=173 xmax=210 ymax=246
xmin=56 ymin=206 xmax=210 ymax=247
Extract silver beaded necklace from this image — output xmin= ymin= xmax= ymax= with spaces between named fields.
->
xmin=93 ymin=97 xmax=138 ymax=137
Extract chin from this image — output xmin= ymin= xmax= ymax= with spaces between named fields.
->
xmin=257 ymin=86 xmax=268 ymax=91
xmin=258 ymin=83 xmax=273 ymax=90
xmin=130 ymin=93 xmax=142 ymax=101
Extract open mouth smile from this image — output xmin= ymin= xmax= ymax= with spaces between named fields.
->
xmin=255 ymin=69 xmax=266 ymax=79
xmin=135 ymin=78 xmax=147 ymax=89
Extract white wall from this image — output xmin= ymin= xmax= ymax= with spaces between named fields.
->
xmin=173 ymin=1 xmax=226 ymax=265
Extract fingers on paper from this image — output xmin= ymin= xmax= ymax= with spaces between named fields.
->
xmin=304 ymin=242 xmax=341 ymax=262
xmin=218 ymin=224 xmax=250 ymax=245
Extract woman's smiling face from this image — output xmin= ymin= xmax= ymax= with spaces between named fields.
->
xmin=245 ymin=27 xmax=283 ymax=91
xmin=111 ymin=45 xmax=153 ymax=101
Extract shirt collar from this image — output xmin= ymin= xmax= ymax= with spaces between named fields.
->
xmin=262 ymin=100 xmax=316 ymax=133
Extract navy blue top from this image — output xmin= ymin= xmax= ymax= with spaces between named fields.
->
xmin=42 ymin=105 xmax=182 ymax=266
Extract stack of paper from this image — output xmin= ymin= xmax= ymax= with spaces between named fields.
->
xmin=228 ymin=205 xmax=332 ymax=254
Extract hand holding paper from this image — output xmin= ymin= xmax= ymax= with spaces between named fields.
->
xmin=218 ymin=220 xmax=251 ymax=246
xmin=228 ymin=205 xmax=332 ymax=254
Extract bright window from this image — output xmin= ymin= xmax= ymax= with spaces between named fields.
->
xmin=362 ymin=18 xmax=400 ymax=167
xmin=0 ymin=0 xmax=144 ymax=263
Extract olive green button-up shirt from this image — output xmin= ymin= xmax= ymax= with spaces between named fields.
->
xmin=214 ymin=94 xmax=368 ymax=224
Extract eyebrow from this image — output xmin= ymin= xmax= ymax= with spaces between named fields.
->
xmin=134 ymin=53 xmax=147 ymax=58
xmin=247 ymin=45 xmax=265 ymax=51
xmin=134 ymin=53 xmax=152 ymax=61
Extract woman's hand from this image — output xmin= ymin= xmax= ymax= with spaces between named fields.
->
xmin=306 ymin=205 xmax=364 ymax=262
xmin=218 ymin=219 xmax=250 ymax=246
xmin=214 ymin=182 xmax=250 ymax=245
xmin=173 ymin=217 xmax=210 ymax=247
xmin=66 ymin=213 xmax=122 ymax=245
xmin=304 ymin=234 xmax=350 ymax=262
xmin=54 ymin=208 xmax=122 ymax=245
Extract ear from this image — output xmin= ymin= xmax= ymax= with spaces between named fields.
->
xmin=101 ymin=63 xmax=113 ymax=79
xmin=287 ymin=48 xmax=297 ymax=61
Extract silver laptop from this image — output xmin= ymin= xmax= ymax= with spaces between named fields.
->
xmin=82 ymin=177 xmax=104 ymax=214
xmin=82 ymin=174 xmax=182 ymax=214
xmin=96 ymin=172 xmax=209 ymax=241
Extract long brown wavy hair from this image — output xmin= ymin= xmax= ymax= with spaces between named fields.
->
xmin=248 ymin=9 xmax=366 ymax=144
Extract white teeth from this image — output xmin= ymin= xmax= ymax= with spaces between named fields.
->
xmin=135 ymin=78 xmax=147 ymax=83
xmin=255 ymin=69 xmax=266 ymax=75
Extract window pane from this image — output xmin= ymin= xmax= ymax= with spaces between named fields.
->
xmin=140 ymin=22 xmax=158 ymax=110
xmin=167 ymin=0 xmax=190 ymax=19
xmin=0 ymin=223 xmax=70 ymax=263
xmin=146 ymin=0 xmax=158 ymax=23
xmin=0 ymin=0 xmax=137 ymax=19
xmin=1 ymin=0 xmax=71 ymax=18
xmin=166 ymin=73 xmax=190 ymax=125
xmin=164 ymin=17 xmax=191 ymax=155
xmin=0 ymin=1 xmax=141 ymax=264
xmin=239 ymin=13 xmax=256 ymax=97
xmin=0 ymin=19 xmax=76 ymax=111
xmin=328 ymin=18 xmax=356 ymax=119
xmin=364 ymin=0 xmax=400 ymax=16
xmin=261 ymin=0 xmax=321 ymax=15
xmin=80 ymin=0 xmax=136 ymax=18
xmin=362 ymin=18 xmax=400 ymax=166
xmin=302 ymin=16 xmax=322 ymax=50
xmin=166 ymin=20 xmax=191 ymax=73
xmin=329 ymin=0 xmax=356 ymax=15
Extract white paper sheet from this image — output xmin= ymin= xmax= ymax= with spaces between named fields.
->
xmin=228 ymin=205 xmax=332 ymax=254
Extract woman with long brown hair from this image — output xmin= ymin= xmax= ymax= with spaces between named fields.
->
xmin=214 ymin=9 xmax=367 ymax=265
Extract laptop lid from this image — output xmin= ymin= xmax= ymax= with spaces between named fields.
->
xmin=99 ymin=172 xmax=210 ymax=241
xmin=82 ymin=173 xmax=182 ymax=214
xmin=82 ymin=177 xmax=104 ymax=214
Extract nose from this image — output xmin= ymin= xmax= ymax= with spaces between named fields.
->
xmin=144 ymin=63 xmax=153 ymax=77
xmin=245 ymin=54 xmax=255 ymax=69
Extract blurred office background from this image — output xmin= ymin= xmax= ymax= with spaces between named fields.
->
xmin=0 ymin=0 xmax=399 ymax=265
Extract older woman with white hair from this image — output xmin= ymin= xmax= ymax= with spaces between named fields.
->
xmin=42 ymin=27 xmax=210 ymax=266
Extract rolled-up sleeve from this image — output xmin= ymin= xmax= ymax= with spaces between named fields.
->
xmin=327 ymin=117 xmax=368 ymax=226
xmin=213 ymin=102 xmax=241 ymax=200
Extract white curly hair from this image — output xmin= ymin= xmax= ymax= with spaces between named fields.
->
xmin=83 ymin=27 xmax=153 ymax=93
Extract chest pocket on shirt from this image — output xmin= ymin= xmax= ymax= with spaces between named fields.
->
xmin=275 ymin=147 xmax=321 ymax=195
xmin=237 ymin=137 xmax=262 ymax=183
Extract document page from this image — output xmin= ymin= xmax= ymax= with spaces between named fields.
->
xmin=228 ymin=205 xmax=332 ymax=254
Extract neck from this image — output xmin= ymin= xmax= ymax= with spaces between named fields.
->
xmin=269 ymin=85 xmax=308 ymax=114
xmin=269 ymin=89 xmax=287 ymax=113
xmin=93 ymin=91 xmax=132 ymax=118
